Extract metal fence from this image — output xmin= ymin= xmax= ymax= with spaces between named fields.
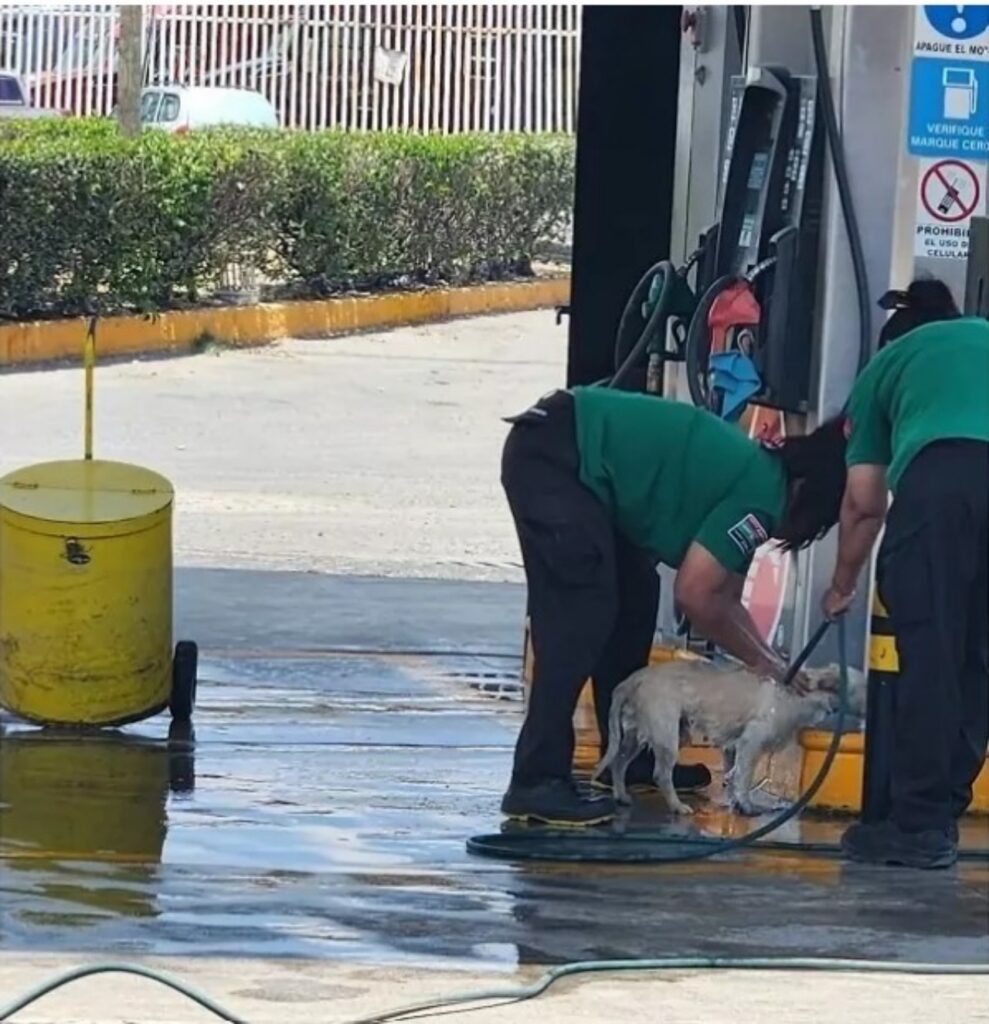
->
xmin=0 ymin=3 xmax=582 ymax=132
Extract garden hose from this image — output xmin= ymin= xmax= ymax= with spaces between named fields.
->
xmin=5 ymin=954 xmax=989 ymax=1024
xmin=4 ymin=623 xmax=988 ymax=1024
xmin=467 ymin=618 xmax=853 ymax=864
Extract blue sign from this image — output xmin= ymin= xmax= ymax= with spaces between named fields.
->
xmin=909 ymin=57 xmax=989 ymax=159
xmin=924 ymin=5 xmax=989 ymax=40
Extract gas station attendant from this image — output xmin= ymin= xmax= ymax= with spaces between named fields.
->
xmin=823 ymin=279 xmax=989 ymax=870
xmin=500 ymin=386 xmax=848 ymax=826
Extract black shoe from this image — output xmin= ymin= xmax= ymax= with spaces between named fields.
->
xmin=841 ymin=820 xmax=958 ymax=869
xmin=501 ymin=778 xmax=616 ymax=827
xmin=591 ymin=762 xmax=712 ymax=795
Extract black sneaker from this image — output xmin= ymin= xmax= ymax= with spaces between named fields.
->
xmin=501 ymin=778 xmax=616 ymax=827
xmin=591 ymin=762 xmax=712 ymax=795
xmin=841 ymin=820 xmax=958 ymax=869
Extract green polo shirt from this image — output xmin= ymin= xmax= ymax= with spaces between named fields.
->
xmin=571 ymin=388 xmax=786 ymax=574
xmin=845 ymin=317 xmax=989 ymax=491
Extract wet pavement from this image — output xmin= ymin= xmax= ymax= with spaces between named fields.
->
xmin=1 ymin=569 xmax=988 ymax=969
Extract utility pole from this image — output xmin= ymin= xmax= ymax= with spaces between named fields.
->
xmin=117 ymin=4 xmax=144 ymax=136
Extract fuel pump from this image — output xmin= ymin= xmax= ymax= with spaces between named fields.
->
xmin=609 ymin=65 xmax=824 ymax=417
xmin=686 ymin=66 xmax=824 ymax=416
xmin=611 ymin=10 xmax=872 ymax=418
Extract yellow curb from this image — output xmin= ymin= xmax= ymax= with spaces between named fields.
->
xmin=800 ymin=728 xmax=989 ymax=814
xmin=0 ymin=277 xmax=571 ymax=367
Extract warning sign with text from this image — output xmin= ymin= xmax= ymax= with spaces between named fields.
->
xmin=914 ymin=157 xmax=987 ymax=258
xmin=914 ymin=6 xmax=989 ymax=61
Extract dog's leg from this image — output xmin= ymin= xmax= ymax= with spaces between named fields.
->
xmin=728 ymin=727 xmax=787 ymax=816
xmin=716 ymin=746 xmax=737 ymax=808
xmin=653 ymin=746 xmax=694 ymax=815
xmin=650 ymin=714 xmax=694 ymax=815
xmin=610 ymin=733 xmax=643 ymax=805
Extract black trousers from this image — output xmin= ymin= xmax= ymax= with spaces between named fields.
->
xmin=501 ymin=391 xmax=660 ymax=784
xmin=878 ymin=440 xmax=989 ymax=833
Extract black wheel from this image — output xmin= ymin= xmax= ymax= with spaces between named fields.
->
xmin=170 ymin=640 xmax=198 ymax=722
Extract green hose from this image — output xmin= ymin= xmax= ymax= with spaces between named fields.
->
xmin=468 ymin=618 xmax=855 ymax=864
xmin=0 ymin=963 xmax=247 ymax=1024
xmin=4 ymin=955 xmax=988 ymax=1024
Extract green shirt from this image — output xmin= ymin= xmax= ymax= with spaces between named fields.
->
xmin=845 ymin=317 xmax=989 ymax=490
xmin=571 ymin=388 xmax=786 ymax=574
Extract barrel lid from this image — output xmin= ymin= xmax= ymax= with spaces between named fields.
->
xmin=0 ymin=460 xmax=173 ymax=524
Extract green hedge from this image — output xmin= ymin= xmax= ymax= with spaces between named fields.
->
xmin=0 ymin=120 xmax=574 ymax=320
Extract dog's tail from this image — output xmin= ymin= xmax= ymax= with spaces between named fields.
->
xmin=591 ymin=681 xmax=629 ymax=782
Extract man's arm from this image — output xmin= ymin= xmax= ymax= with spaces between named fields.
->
xmin=823 ymin=463 xmax=888 ymax=617
xmin=675 ymin=543 xmax=787 ymax=682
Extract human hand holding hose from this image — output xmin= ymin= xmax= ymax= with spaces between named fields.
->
xmin=822 ymin=582 xmax=856 ymax=620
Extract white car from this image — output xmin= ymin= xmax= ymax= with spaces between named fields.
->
xmin=0 ymin=69 xmax=61 ymax=119
xmin=140 ymin=86 xmax=279 ymax=132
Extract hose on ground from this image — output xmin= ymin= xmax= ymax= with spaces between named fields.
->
xmin=5 ymin=954 xmax=989 ymax=1024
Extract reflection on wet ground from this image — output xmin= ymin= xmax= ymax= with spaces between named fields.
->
xmin=2 ymin=643 xmax=988 ymax=970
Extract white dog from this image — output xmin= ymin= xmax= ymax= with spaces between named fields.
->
xmin=592 ymin=658 xmax=866 ymax=815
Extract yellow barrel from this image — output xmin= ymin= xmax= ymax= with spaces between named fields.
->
xmin=0 ymin=460 xmax=174 ymax=727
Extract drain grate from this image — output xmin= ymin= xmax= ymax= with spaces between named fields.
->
xmin=441 ymin=669 xmax=523 ymax=701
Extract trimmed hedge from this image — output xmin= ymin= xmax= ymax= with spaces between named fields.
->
xmin=0 ymin=120 xmax=574 ymax=320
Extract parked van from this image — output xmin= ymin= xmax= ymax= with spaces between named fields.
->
xmin=140 ymin=86 xmax=278 ymax=132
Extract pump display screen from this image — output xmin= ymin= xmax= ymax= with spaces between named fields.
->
xmin=747 ymin=152 xmax=770 ymax=190
xmin=735 ymin=148 xmax=773 ymax=259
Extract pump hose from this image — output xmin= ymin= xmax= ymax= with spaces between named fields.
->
xmin=809 ymin=6 xmax=872 ymax=371
xmin=611 ymin=260 xmax=675 ymax=390
xmin=684 ymin=273 xmax=735 ymax=410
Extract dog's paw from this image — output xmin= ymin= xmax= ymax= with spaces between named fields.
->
xmin=671 ymin=799 xmax=694 ymax=816
xmin=731 ymin=793 xmax=788 ymax=817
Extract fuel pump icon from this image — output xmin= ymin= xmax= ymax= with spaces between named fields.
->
xmin=943 ymin=67 xmax=978 ymax=121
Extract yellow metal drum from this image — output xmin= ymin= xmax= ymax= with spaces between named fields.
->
xmin=0 ymin=459 xmax=174 ymax=727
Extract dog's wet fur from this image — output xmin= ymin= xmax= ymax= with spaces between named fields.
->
xmin=593 ymin=659 xmax=866 ymax=815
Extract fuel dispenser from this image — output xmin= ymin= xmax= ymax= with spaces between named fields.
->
xmin=610 ymin=65 xmax=825 ymax=424
xmin=532 ymin=55 xmax=846 ymax=755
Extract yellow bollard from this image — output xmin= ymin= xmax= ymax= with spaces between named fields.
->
xmin=800 ymin=592 xmax=989 ymax=814
xmin=0 ymin=459 xmax=174 ymax=727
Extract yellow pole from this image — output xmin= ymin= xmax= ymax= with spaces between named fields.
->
xmin=84 ymin=317 xmax=96 ymax=461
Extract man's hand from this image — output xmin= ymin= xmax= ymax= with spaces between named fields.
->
xmin=822 ymin=584 xmax=856 ymax=620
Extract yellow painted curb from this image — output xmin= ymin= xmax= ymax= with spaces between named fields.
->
xmin=800 ymin=729 xmax=989 ymax=814
xmin=0 ymin=277 xmax=571 ymax=367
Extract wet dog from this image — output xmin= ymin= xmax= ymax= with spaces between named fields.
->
xmin=593 ymin=659 xmax=866 ymax=815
